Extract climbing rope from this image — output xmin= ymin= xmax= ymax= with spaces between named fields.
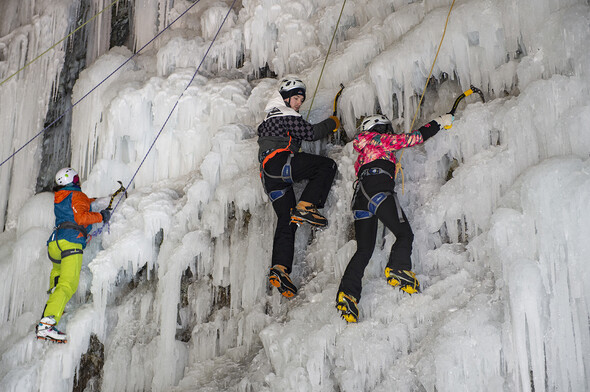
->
xmin=0 ymin=0 xmax=120 ymax=88
xmin=305 ymin=0 xmax=347 ymax=121
xmin=395 ymin=0 xmax=456 ymax=194
xmin=0 ymin=0 xmax=203 ymax=169
xmin=91 ymin=0 xmax=237 ymax=237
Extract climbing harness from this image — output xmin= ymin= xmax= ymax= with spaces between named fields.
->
xmin=47 ymin=222 xmax=88 ymax=263
xmin=47 ymin=242 xmax=84 ymax=264
xmin=53 ymin=221 xmax=89 ymax=239
xmin=351 ymin=167 xmax=405 ymax=222
xmin=260 ymin=149 xmax=294 ymax=202
xmin=358 ymin=167 xmax=393 ymax=181
xmin=261 ymin=152 xmax=294 ymax=184
xmin=261 ymin=154 xmax=294 ymax=203
xmin=267 ymin=187 xmax=290 ymax=203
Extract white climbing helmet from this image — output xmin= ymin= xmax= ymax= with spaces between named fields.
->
xmin=279 ymin=78 xmax=306 ymax=100
xmin=55 ymin=167 xmax=79 ymax=186
xmin=359 ymin=114 xmax=392 ymax=132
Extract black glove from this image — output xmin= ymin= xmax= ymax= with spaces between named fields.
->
xmin=100 ymin=209 xmax=111 ymax=224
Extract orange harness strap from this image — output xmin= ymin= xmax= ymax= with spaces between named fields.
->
xmin=260 ymin=133 xmax=293 ymax=177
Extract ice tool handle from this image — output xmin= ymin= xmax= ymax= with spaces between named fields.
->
xmin=446 ymin=85 xmax=485 ymax=128
xmin=332 ymin=83 xmax=345 ymax=143
xmin=107 ymin=181 xmax=127 ymax=210
xmin=333 ymin=83 xmax=344 ymax=116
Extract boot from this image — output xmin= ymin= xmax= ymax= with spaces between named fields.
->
xmin=36 ymin=316 xmax=67 ymax=343
xmin=290 ymin=201 xmax=328 ymax=227
xmin=269 ymin=265 xmax=298 ymax=298
xmin=336 ymin=291 xmax=359 ymax=323
xmin=385 ymin=268 xmax=420 ymax=294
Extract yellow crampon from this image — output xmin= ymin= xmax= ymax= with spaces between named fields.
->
xmin=385 ymin=268 xmax=420 ymax=294
xmin=336 ymin=291 xmax=359 ymax=323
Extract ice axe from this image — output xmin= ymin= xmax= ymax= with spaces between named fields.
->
xmin=333 ymin=83 xmax=344 ymax=116
xmin=332 ymin=83 xmax=345 ymax=144
xmin=88 ymin=181 xmax=127 ymax=238
xmin=445 ymin=85 xmax=485 ymax=129
xmin=106 ymin=180 xmax=127 ymax=210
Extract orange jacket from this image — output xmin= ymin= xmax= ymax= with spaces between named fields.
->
xmin=48 ymin=185 xmax=103 ymax=247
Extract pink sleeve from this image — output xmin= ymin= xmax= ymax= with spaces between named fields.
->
xmin=353 ymin=135 xmax=366 ymax=152
xmin=378 ymin=130 xmax=424 ymax=151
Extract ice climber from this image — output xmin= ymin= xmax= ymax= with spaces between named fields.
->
xmin=36 ymin=167 xmax=111 ymax=343
xmin=258 ymin=77 xmax=340 ymax=298
xmin=336 ymin=113 xmax=454 ymax=322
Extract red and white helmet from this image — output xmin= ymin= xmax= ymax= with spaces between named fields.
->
xmin=55 ymin=167 xmax=79 ymax=186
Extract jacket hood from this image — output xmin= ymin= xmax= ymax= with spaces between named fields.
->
xmin=264 ymin=92 xmax=301 ymax=117
xmin=54 ymin=184 xmax=81 ymax=203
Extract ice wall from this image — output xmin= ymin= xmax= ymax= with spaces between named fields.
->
xmin=488 ymin=156 xmax=590 ymax=392
xmin=86 ymin=120 xmax=271 ymax=391
xmin=1 ymin=0 xmax=590 ymax=391
xmin=86 ymin=0 xmax=113 ymax=66
xmin=0 ymin=0 xmax=130 ymax=230
xmin=0 ymin=0 xmax=74 ymax=230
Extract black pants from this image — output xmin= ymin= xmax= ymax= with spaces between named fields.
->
xmin=338 ymin=173 xmax=414 ymax=301
xmin=262 ymin=151 xmax=337 ymax=273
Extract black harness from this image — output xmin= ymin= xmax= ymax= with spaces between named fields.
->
xmin=260 ymin=150 xmax=294 ymax=202
xmin=47 ymin=222 xmax=86 ymax=264
xmin=352 ymin=167 xmax=405 ymax=222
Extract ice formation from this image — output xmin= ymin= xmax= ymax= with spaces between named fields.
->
xmin=1 ymin=0 xmax=590 ymax=391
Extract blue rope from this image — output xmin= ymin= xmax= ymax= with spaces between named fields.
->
xmin=90 ymin=0 xmax=238 ymax=237
xmin=0 ymin=0 xmax=203 ymax=169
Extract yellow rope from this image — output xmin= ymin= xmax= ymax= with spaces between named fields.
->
xmin=0 ymin=0 xmax=120 ymax=88
xmin=395 ymin=0 xmax=456 ymax=194
xmin=306 ymin=0 xmax=347 ymax=121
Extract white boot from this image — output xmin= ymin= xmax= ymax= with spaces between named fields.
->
xmin=36 ymin=316 xmax=67 ymax=343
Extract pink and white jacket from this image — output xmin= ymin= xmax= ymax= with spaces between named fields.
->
xmin=353 ymin=120 xmax=441 ymax=175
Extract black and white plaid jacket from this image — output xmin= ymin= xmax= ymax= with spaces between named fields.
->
xmin=257 ymin=93 xmax=336 ymax=162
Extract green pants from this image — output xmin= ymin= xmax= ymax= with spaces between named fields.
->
xmin=44 ymin=239 xmax=84 ymax=324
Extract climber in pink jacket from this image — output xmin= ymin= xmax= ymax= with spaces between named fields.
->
xmin=336 ymin=113 xmax=453 ymax=322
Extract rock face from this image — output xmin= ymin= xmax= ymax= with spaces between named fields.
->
xmin=74 ymin=334 xmax=104 ymax=392
xmin=36 ymin=0 xmax=131 ymax=193
xmin=36 ymin=0 xmax=89 ymax=193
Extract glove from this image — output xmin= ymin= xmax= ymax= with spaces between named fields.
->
xmin=100 ymin=209 xmax=111 ymax=224
xmin=329 ymin=115 xmax=341 ymax=132
xmin=434 ymin=114 xmax=454 ymax=129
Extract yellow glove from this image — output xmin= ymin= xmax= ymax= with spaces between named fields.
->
xmin=329 ymin=116 xmax=341 ymax=132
